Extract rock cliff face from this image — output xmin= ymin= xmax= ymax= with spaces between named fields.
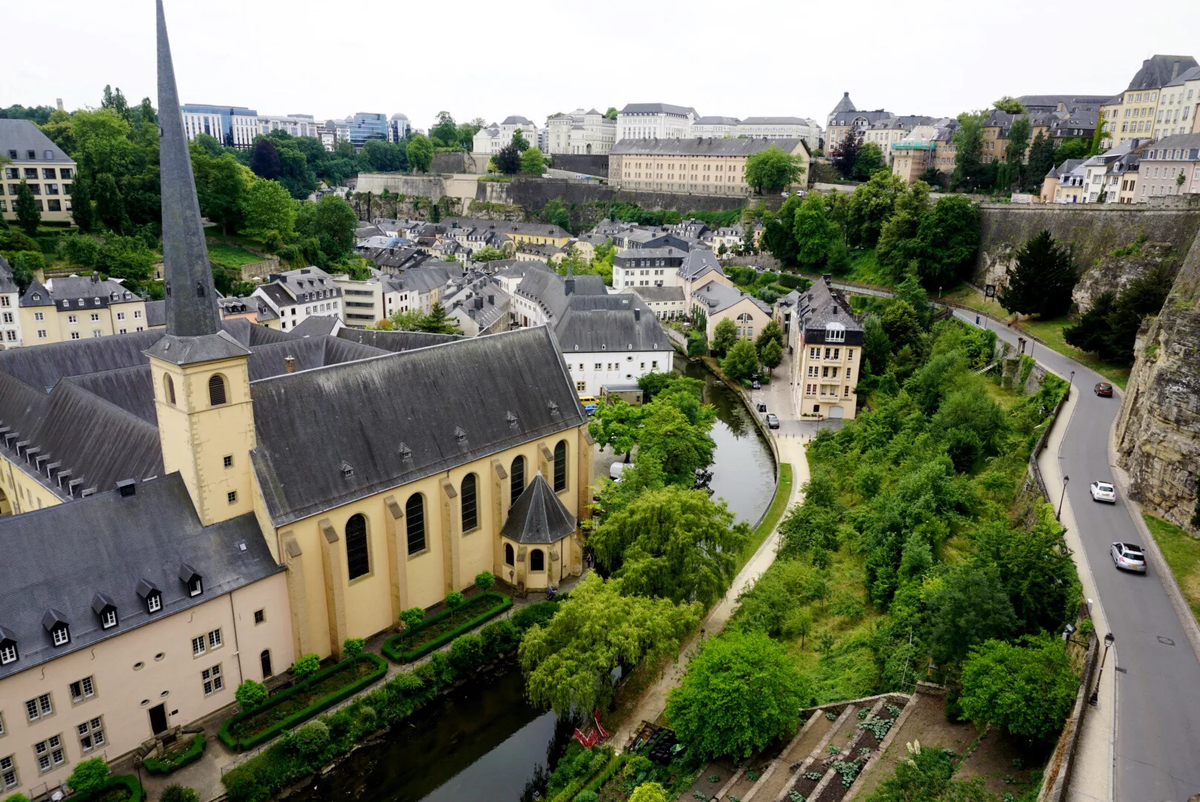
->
xmin=1073 ymin=241 xmax=1179 ymax=313
xmin=1116 ymin=230 xmax=1200 ymax=532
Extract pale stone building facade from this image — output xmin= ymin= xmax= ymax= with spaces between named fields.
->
xmin=609 ymin=138 xmax=809 ymax=195
xmin=0 ymin=120 xmax=76 ymax=224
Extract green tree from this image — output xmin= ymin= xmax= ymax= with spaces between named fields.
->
xmin=6 ymin=252 xmax=41 ymax=294
xmin=638 ymin=403 xmax=717 ymax=486
xmin=712 ymin=317 xmax=738 ymax=356
xmin=831 ymin=129 xmax=863 ymax=179
xmin=759 ymin=337 xmax=784 ymax=376
xmin=444 ymin=590 xmax=465 ymax=624
xmin=951 ymin=112 xmax=986 ymax=191
xmin=1088 ymin=111 xmax=1107 ymax=157
xmin=589 ymin=399 xmax=646 ymax=459
xmin=605 ymin=107 xmax=618 ymax=120
xmin=234 ymin=679 xmax=268 ymax=711
xmin=722 ymin=338 xmax=760 ymax=380
xmin=916 ymin=195 xmax=980 ymax=287
xmin=993 ymin=96 xmax=1026 ymax=114
xmin=493 ymin=143 xmax=522 ymax=174
xmin=471 ymin=245 xmax=508 ymax=262
xmin=959 ymin=635 xmax=1078 ymax=742
xmin=520 ymin=146 xmax=547 ymax=175
xmin=877 ymin=182 xmax=930 ymax=280
xmin=881 ymin=300 xmax=925 ymax=356
xmin=1026 ymin=132 xmax=1055 ymax=192
xmin=854 ymin=142 xmax=886 ymax=180
xmin=1000 ymin=117 xmax=1031 ymax=192
xmin=242 ymin=179 xmax=296 ymax=240
xmin=628 ymin=783 xmax=668 ymax=802
xmin=192 ymin=148 xmax=251 ymax=234
xmin=510 ymin=129 xmax=530 ymax=152
xmin=998 ymin=230 xmax=1076 ymax=318
xmin=161 ymin=786 xmax=201 ymax=802
xmin=95 ymin=235 xmax=155 ymax=287
xmin=400 ymin=607 xmax=425 ymax=630
xmin=847 ymin=171 xmax=905 ymax=247
xmin=474 ymin=571 xmax=496 ymax=592
xmin=293 ymin=653 xmax=321 ymax=687
xmin=1054 ymin=138 xmax=1089 ymax=165
xmin=342 ymin=637 xmax=365 ymax=668
xmin=667 ymin=632 xmax=806 ymax=761
xmin=92 ymin=173 xmax=125 ymax=232
xmin=923 ymin=562 xmax=1018 ymax=667
xmin=1064 ymin=264 xmax=1173 ymax=364
xmin=13 ymin=182 xmax=40 ymax=236
xmin=794 ymin=193 xmax=840 ymax=266
xmin=416 ymin=301 xmax=462 ymax=334
xmin=406 ymin=134 xmax=434 ymax=173
xmin=67 ymin=757 xmax=111 ymax=796
xmin=519 ymin=574 xmax=701 ymax=716
xmin=360 ymin=139 xmax=404 ymax=172
xmin=69 ymin=172 xmax=94 ymax=231
xmin=296 ymin=194 xmax=358 ymax=264
xmin=862 ymin=315 xmax=891 ymax=377
xmin=249 ymin=137 xmax=282 ymax=179
xmin=687 ymin=329 xmax=708 ymax=357
xmin=590 ymin=486 xmax=749 ymax=606
xmin=744 ymin=146 xmax=803 ymax=193
xmin=430 ymin=112 xmax=458 ymax=148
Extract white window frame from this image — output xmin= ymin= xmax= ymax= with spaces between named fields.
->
xmin=0 ymin=644 xmax=15 ymax=665
xmin=202 ymin=664 xmax=224 ymax=696
xmin=1 ymin=754 xmax=17 ymax=790
xmin=69 ymin=676 xmax=95 ymax=704
xmin=77 ymin=717 xmax=105 ymax=753
xmin=52 ymin=626 xmax=69 ymax=647
xmin=192 ymin=635 xmax=206 ymax=658
xmin=147 ymin=593 xmax=162 ymax=613
xmin=101 ymin=609 xmax=117 ymax=629
xmin=34 ymin=734 xmax=65 ymax=773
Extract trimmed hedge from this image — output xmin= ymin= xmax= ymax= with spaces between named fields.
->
xmin=218 ymin=654 xmax=387 ymax=751
xmin=143 ymin=733 xmax=206 ymax=775
xmin=84 ymin=774 xmax=143 ymax=802
xmin=382 ymin=592 xmax=512 ymax=663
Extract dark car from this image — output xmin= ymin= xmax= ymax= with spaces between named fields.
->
xmin=751 ymin=379 xmax=761 ymax=389
xmin=756 ymin=403 xmax=767 ymax=413
xmin=766 ymin=414 xmax=780 ymax=429
xmin=1095 ymin=382 xmax=1114 ymax=397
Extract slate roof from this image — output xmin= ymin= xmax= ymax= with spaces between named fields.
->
xmin=742 ymin=116 xmax=812 ymax=126
xmin=0 ymin=119 xmax=75 ymax=164
xmin=1165 ymin=65 xmax=1200 ymax=87
xmin=611 ymin=138 xmax=805 ymax=157
xmin=680 ymin=249 xmax=725 ymax=281
xmin=335 ymin=328 xmax=462 ymax=352
xmin=289 ymin=315 xmax=342 ymax=338
xmin=1127 ymin=55 xmax=1199 ymax=90
xmin=502 ymin=116 xmax=536 ymax=126
xmin=630 ymin=286 xmax=685 ymax=303
xmin=694 ymin=116 xmax=741 ymax=126
xmin=0 ymin=256 xmax=19 ymax=295
xmin=553 ymin=293 xmax=669 ymax=354
xmin=500 ymin=473 xmax=576 ymax=545
xmin=491 ymin=260 xmax=554 ymax=280
xmin=620 ymin=103 xmax=698 ymax=116
xmin=1016 ymin=94 xmax=1113 ymax=111
xmin=516 ymin=269 xmax=606 ymax=323
xmin=145 ymin=299 xmax=166 ymax=327
xmin=797 ymin=279 xmax=863 ymax=346
xmin=250 ymin=326 xmax=586 ymax=525
xmin=0 ymin=473 xmax=278 ymax=681
xmin=1142 ymin=133 xmax=1200 ymax=157
xmin=692 ymin=280 xmax=772 ymax=316
xmin=20 ymin=276 xmax=140 ymax=310
xmin=63 ymin=365 xmax=158 ymax=424
xmin=831 ymin=93 xmax=857 ymax=115
xmin=828 ymin=109 xmax=892 ymax=127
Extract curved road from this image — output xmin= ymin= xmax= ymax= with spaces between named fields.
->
xmin=954 ymin=312 xmax=1200 ymax=801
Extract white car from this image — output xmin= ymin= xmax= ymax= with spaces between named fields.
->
xmin=1110 ymin=542 xmax=1146 ymax=573
xmin=1090 ymin=481 xmax=1117 ymax=503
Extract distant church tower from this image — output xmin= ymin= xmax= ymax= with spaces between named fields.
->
xmin=146 ymin=0 xmax=255 ymax=526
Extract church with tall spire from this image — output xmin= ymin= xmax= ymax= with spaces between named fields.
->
xmin=0 ymin=3 xmax=589 ymax=794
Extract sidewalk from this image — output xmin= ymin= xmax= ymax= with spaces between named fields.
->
xmin=610 ymin=435 xmax=811 ymax=750
xmin=1037 ymin=387 xmax=1114 ymax=802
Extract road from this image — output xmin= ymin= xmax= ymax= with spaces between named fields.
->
xmin=954 ymin=312 xmax=1200 ymax=801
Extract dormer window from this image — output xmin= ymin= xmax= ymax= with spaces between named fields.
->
xmin=825 ymin=322 xmax=846 ymax=342
xmin=92 ymin=593 xmax=118 ymax=630
xmin=137 ymin=578 xmax=162 ymax=614
xmin=0 ymin=626 xmax=18 ymax=665
xmin=43 ymin=610 xmax=70 ymax=647
xmin=180 ymin=564 xmax=203 ymax=597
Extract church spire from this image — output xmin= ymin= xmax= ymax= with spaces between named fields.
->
xmin=156 ymin=0 xmax=220 ymax=338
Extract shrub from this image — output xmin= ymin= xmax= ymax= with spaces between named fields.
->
xmin=959 ymin=635 xmax=1078 ymax=743
xmin=342 ymin=637 xmax=365 ymax=664
xmin=292 ymin=721 xmax=330 ymax=760
xmin=161 ymin=786 xmax=200 ymax=802
xmin=400 ymin=606 xmax=425 ymax=630
xmin=474 ymin=570 xmax=496 ymax=592
xmin=235 ymin=679 xmax=268 ymax=711
xmin=293 ymin=653 xmax=321 ymax=685
xmin=629 ymin=782 xmax=668 ymax=802
xmin=479 ymin=618 xmax=519 ymax=660
xmin=449 ymin=633 xmax=484 ymax=674
xmin=67 ymin=757 xmax=111 ymax=796
xmin=575 ymin=792 xmax=598 ymax=802
xmin=382 ymin=592 xmax=512 ymax=662
xmin=143 ymin=734 xmax=207 ymax=775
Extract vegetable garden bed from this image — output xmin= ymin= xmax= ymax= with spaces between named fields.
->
xmin=218 ymin=653 xmax=387 ymax=750
xmin=382 ymin=591 xmax=512 ymax=663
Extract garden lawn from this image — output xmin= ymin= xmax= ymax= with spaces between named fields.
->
xmin=1144 ymin=513 xmax=1200 ymax=622
xmin=844 ymin=248 xmax=893 ymax=287
xmin=225 ymin=657 xmax=381 ymax=743
xmin=206 ymin=242 xmax=264 ymax=271
xmin=1014 ymin=317 xmax=1130 ymax=389
xmin=941 ymin=285 xmax=1008 ymax=320
xmin=739 ymin=463 xmax=792 ymax=571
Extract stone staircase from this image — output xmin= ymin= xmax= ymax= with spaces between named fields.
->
xmin=699 ymin=693 xmax=912 ymax=802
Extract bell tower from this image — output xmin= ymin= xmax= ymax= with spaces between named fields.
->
xmin=146 ymin=0 xmax=255 ymax=525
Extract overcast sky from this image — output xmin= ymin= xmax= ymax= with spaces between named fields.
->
xmin=8 ymin=0 xmax=1200 ymax=132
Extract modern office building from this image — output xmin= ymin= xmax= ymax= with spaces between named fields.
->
xmin=179 ymin=104 xmax=260 ymax=148
xmin=347 ymin=113 xmax=389 ymax=148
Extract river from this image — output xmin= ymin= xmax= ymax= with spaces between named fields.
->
xmin=310 ymin=361 xmax=775 ymax=802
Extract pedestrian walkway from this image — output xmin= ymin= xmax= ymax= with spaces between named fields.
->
xmin=610 ymin=434 xmax=811 ymax=749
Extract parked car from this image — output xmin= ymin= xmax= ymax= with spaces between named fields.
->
xmin=1090 ymin=481 xmax=1117 ymax=503
xmin=1095 ymin=382 xmax=1114 ymax=397
xmin=1110 ymin=542 xmax=1146 ymax=573
xmin=766 ymin=414 xmax=780 ymax=429
xmin=751 ymin=379 xmax=761 ymax=389
xmin=609 ymin=462 xmax=631 ymax=482
xmin=756 ymin=403 xmax=768 ymax=414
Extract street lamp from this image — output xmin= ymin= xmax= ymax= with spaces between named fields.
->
xmin=1090 ymin=632 xmax=1116 ymax=705
xmin=1069 ymin=370 xmax=1075 ymax=393
xmin=1057 ymin=475 xmax=1070 ymax=520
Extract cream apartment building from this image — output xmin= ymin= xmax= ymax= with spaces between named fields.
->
xmin=18 ymin=276 xmax=150 ymax=345
xmin=1158 ymin=66 xmax=1200 ymax=138
xmin=1112 ymin=55 xmax=1198 ymax=145
xmin=616 ymin=103 xmax=698 ymax=141
xmin=609 ymin=138 xmax=809 ymax=195
xmin=1135 ymin=133 xmax=1200 ymax=200
xmin=1 ymin=120 xmax=76 ymax=224
xmin=791 ymin=278 xmax=862 ymax=420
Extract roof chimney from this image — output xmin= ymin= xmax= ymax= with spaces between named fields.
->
xmin=285 ymin=356 xmax=296 ymax=373
xmin=634 ymin=308 xmax=641 ymax=321
xmin=117 ymin=479 xmax=137 ymax=497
